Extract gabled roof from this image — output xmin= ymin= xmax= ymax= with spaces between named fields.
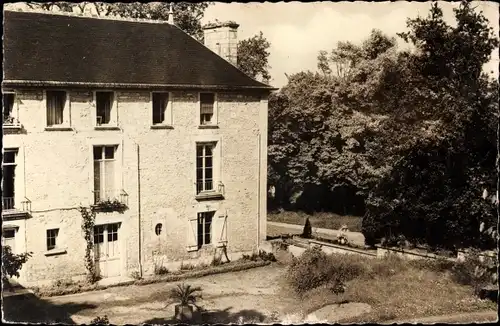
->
xmin=2 ymin=10 xmax=274 ymax=91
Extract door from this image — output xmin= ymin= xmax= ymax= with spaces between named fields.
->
xmin=93 ymin=223 xmax=121 ymax=278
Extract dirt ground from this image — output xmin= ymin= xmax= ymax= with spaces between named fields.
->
xmin=33 ymin=264 xmax=298 ymax=324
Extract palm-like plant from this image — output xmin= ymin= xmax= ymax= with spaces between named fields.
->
xmin=169 ymin=283 xmax=202 ymax=306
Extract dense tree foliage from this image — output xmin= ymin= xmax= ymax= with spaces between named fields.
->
xmin=269 ymin=1 xmax=498 ymax=250
xmin=362 ymin=2 xmax=498 ymax=249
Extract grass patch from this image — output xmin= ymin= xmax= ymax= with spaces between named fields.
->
xmin=268 ymin=211 xmax=362 ymax=232
xmin=284 ymin=249 xmax=496 ymax=322
xmin=31 ymin=260 xmax=271 ymax=298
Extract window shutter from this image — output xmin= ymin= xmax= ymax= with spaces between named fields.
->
xmin=215 ymin=214 xmax=228 ymax=247
xmin=186 ymin=218 xmax=199 ymax=252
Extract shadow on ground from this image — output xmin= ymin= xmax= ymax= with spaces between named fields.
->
xmin=2 ymin=290 xmax=96 ymax=324
xmin=143 ymin=307 xmax=271 ymax=325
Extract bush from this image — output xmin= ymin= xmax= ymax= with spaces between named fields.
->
xmin=286 ymin=247 xmax=365 ymax=294
xmin=130 ymin=271 xmax=142 ymax=280
xmin=302 ymin=217 xmax=312 ymax=239
xmin=180 ymin=262 xmax=196 ymax=271
xmin=90 ymin=315 xmax=110 ymax=325
xmin=259 ymin=250 xmax=277 ymax=262
xmin=2 ymin=245 xmax=32 ymax=288
xmin=450 ymin=251 xmax=498 ymax=294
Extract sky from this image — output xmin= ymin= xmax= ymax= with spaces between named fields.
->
xmin=202 ymin=1 xmax=499 ymax=88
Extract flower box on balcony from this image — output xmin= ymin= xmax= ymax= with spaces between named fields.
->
xmin=91 ymin=199 xmax=128 ymax=213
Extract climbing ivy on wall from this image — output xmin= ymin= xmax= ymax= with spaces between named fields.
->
xmin=79 ymin=206 xmax=99 ymax=283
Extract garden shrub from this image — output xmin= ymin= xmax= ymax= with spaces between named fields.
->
xmin=450 ymin=250 xmax=498 ymax=295
xmin=302 ymin=217 xmax=312 ymax=239
xmin=90 ymin=315 xmax=110 ymax=325
xmin=286 ymin=247 xmax=365 ymax=294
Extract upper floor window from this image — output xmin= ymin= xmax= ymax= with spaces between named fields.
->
xmin=93 ymin=145 xmax=118 ymax=203
xmin=2 ymin=92 xmax=18 ymax=126
xmin=2 ymin=149 xmax=18 ymax=210
xmin=95 ymin=92 xmax=115 ymax=126
xmin=152 ymin=92 xmax=170 ymax=125
xmin=196 ymin=143 xmax=214 ymax=193
xmin=200 ymin=93 xmax=215 ymax=125
xmin=46 ymin=90 xmax=67 ymax=126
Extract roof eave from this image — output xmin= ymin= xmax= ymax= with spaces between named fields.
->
xmin=2 ymin=80 xmax=277 ymax=91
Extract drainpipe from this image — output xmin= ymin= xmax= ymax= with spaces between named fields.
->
xmin=137 ymin=144 xmax=143 ymax=277
xmin=257 ymin=133 xmax=261 ymax=249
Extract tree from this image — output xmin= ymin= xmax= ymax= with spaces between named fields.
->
xmin=268 ymin=30 xmax=403 ymax=214
xmin=302 ymin=218 xmax=312 ymax=239
xmin=362 ymin=1 xmax=499 ymax=249
xmin=237 ymin=31 xmax=271 ymax=83
xmin=2 ymin=246 xmax=32 ymax=289
xmin=25 ymin=2 xmax=213 ymax=40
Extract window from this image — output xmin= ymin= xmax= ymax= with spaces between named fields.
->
xmin=93 ymin=223 xmax=120 ymax=260
xmin=46 ymin=229 xmax=59 ymax=251
xmin=152 ymin=92 xmax=169 ymax=125
xmin=197 ymin=212 xmax=214 ymax=248
xmin=46 ymin=91 xmax=67 ymax=126
xmin=96 ymin=92 xmax=114 ymax=125
xmin=2 ymin=228 xmax=16 ymax=252
xmin=2 ymin=149 xmax=18 ymax=210
xmin=93 ymin=145 xmax=117 ymax=203
xmin=155 ymin=223 xmax=163 ymax=236
xmin=196 ymin=143 xmax=214 ymax=193
xmin=2 ymin=93 xmax=15 ymax=124
xmin=200 ymin=93 xmax=215 ymax=125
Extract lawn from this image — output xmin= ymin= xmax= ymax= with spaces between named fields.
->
xmin=2 ymin=253 xmax=496 ymax=324
xmin=267 ymin=211 xmax=363 ymax=232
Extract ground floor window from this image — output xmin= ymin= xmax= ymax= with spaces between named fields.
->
xmin=2 ymin=228 xmax=16 ymax=252
xmin=197 ymin=212 xmax=214 ymax=249
xmin=46 ymin=229 xmax=59 ymax=251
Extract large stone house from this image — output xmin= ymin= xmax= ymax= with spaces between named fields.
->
xmin=2 ymin=10 xmax=273 ymax=286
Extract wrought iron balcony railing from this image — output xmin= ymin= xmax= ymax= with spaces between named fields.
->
xmin=92 ymin=189 xmax=128 ymax=206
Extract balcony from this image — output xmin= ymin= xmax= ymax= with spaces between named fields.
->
xmin=195 ymin=181 xmax=225 ymax=201
xmin=2 ymin=197 xmax=31 ymax=220
xmin=3 ymin=116 xmax=23 ymax=134
xmin=91 ymin=189 xmax=128 ymax=213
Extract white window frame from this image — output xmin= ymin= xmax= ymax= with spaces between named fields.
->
xmin=92 ymin=91 xmax=118 ymax=127
xmin=2 ymin=227 xmax=17 ymax=253
xmin=193 ymin=135 xmax=222 ymax=196
xmin=2 ymin=91 xmax=20 ymax=126
xmin=93 ymin=145 xmax=119 ymax=204
xmin=44 ymin=90 xmax=71 ymax=128
xmin=197 ymin=92 xmax=218 ymax=126
xmin=197 ymin=211 xmax=214 ymax=249
xmin=46 ymin=228 xmax=59 ymax=251
xmin=151 ymin=91 xmax=173 ymax=126
xmin=2 ymin=148 xmax=18 ymax=210
xmin=87 ymin=137 xmax=124 ymax=206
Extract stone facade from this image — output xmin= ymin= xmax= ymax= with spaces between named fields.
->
xmin=2 ymin=88 xmax=268 ymax=286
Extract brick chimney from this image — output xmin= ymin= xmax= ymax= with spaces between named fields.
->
xmin=203 ymin=21 xmax=239 ymax=66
